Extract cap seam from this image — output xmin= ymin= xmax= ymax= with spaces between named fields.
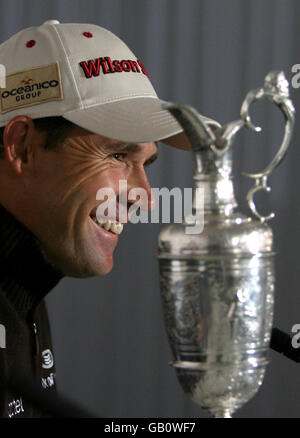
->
xmin=0 ymin=95 xmax=159 ymax=125
xmin=50 ymin=24 xmax=83 ymax=109
xmin=0 ymin=108 xmax=65 ymax=125
xmin=78 ymin=93 xmax=158 ymax=110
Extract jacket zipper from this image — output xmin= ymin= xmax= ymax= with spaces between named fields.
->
xmin=33 ymin=322 xmax=40 ymax=357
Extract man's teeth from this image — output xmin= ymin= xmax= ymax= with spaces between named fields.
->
xmin=92 ymin=217 xmax=123 ymax=235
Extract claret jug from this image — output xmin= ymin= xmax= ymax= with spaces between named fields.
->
xmin=157 ymin=71 xmax=295 ymax=417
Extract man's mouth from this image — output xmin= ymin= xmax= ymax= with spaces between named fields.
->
xmin=89 ymin=208 xmax=124 ymax=235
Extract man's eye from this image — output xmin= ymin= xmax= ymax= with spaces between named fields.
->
xmin=110 ymin=153 xmax=126 ymax=160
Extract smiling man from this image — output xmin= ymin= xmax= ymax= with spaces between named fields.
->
xmin=1 ymin=118 xmax=158 ymax=277
xmin=0 ymin=20 xmax=216 ymax=417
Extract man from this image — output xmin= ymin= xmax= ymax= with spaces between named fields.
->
xmin=0 ymin=20 xmax=214 ymax=417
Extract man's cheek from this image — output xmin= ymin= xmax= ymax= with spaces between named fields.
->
xmin=56 ymin=164 xmax=112 ymax=203
xmin=91 ymin=168 xmax=126 ymax=196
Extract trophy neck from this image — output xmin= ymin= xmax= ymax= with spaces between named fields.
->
xmin=192 ymin=146 xmax=237 ymax=216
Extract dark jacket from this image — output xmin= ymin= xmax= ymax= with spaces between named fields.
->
xmin=0 ymin=204 xmax=62 ymax=418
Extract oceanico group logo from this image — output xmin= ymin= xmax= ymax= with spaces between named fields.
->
xmin=0 ymin=62 xmax=62 ymax=114
xmin=1 ymin=75 xmax=59 ymax=103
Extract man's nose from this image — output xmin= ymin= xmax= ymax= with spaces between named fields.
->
xmin=127 ymin=166 xmax=155 ymax=211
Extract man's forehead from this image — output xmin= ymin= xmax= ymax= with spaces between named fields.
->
xmin=69 ymin=125 xmax=158 ymax=154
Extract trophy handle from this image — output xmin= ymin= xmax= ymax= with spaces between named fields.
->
xmin=240 ymin=71 xmax=295 ymax=222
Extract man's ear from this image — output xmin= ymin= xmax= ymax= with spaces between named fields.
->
xmin=3 ymin=115 xmax=36 ymax=175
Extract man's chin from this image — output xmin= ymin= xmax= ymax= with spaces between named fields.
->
xmin=40 ymin=245 xmax=114 ymax=278
xmin=92 ymin=257 xmax=114 ymax=277
xmin=73 ymin=256 xmax=114 ymax=278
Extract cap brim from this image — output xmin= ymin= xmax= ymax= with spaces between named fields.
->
xmin=63 ymin=97 xmax=219 ymax=151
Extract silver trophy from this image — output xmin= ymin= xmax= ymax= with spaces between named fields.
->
xmin=157 ymin=71 xmax=295 ymax=418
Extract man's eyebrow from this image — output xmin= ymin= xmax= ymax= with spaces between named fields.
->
xmin=144 ymin=152 xmax=158 ymax=167
xmin=106 ymin=142 xmax=158 ymax=166
xmin=107 ymin=142 xmax=142 ymax=153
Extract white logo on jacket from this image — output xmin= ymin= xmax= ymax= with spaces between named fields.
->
xmin=41 ymin=348 xmax=54 ymax=369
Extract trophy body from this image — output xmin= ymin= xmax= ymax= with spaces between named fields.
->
xmin=157 ymin=71 xmax=294 ymax=417
xmin=158 ymin=214 xmax=274 ymax=418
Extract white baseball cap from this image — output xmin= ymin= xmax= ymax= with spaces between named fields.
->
xmin=0 ymin=19 xmax=218 ymax=150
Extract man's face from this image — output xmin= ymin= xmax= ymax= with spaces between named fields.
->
xmin=23 ymin=125 xmax=157 ymax=277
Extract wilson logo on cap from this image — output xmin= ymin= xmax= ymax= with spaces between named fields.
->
xmin=79 ymin=56 xmax=150 ymax=79
xmin=0 ymin=62 xmax=63 ymax=114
